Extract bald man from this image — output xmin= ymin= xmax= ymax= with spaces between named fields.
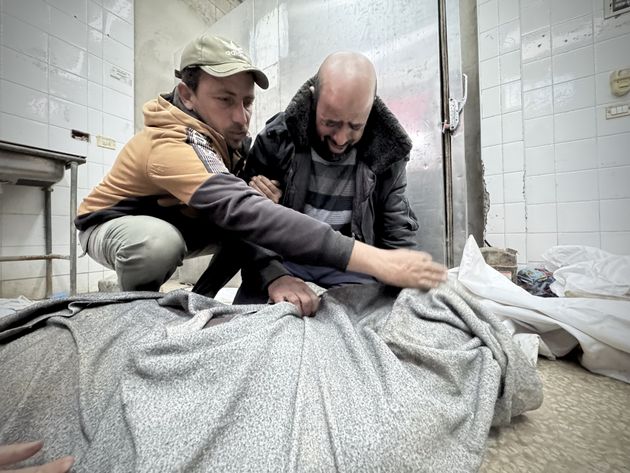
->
xmin=196 ymin=52 xmax=424 ymax=308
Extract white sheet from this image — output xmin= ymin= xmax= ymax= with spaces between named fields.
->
xmin=453 ymin=236 xmax=630 ymax=384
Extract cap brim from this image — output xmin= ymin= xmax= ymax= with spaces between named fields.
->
xmin=199 ymin=64 xmax=269 ymax=90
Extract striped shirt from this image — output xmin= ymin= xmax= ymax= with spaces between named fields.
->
xmin=304 ymin=147 xmax=356 ymax=236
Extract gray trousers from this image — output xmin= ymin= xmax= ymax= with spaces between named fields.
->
xmin=79 ymin=215 xmax=218 ymax=291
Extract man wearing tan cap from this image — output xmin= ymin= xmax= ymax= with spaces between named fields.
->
xmin=75 ymin=33 xmax=447 ymax=315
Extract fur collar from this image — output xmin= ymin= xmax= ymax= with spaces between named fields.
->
xmin=284 ymin=77 xmax=412 ymax=174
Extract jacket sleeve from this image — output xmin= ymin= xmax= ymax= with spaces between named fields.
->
xmin=375 ymin=161 xmax=419 ymax=250
xmin=242 ymin=113 xmax=295 ymax=185
xmin=188 ymin=173 xmax=354 ymax=270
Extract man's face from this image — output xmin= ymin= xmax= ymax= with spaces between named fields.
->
xmin=183 ymin=71 xmax=255 ymax=150
xmin=314 ymin=85 xmax=373 ymax=156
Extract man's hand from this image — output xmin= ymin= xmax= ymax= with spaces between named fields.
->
xmin=347 ymin=242 xmax=448 ymax=290
xmin=249 ymin=175 xmax=282 ymax=204
xmin=267 ymin=275 xmax=320 ymax=317
xmin=0 ymin=441 xmax=74 ymax=473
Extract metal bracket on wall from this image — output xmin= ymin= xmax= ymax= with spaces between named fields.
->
xmin=442 ymin=73 xmax=468 ymax=133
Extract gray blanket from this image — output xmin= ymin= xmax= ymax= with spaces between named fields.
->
xmin=0 ymin=282 xmax=542 ymax=472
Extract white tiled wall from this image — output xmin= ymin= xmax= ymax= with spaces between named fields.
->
xmin=478 ymin=0 xmax=630 ymax=263
xmin=0 ymin=0 xmax=134 ymax=298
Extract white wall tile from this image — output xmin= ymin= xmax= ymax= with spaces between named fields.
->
xmin=597 ymin=105 xmax=630 ymax=136
xmin=555 ymin=138 xmax=597 ymax=172
xmin=504 ymin=202 xmax=526 ymax=232
xmin=88 ymin=81 xmax=103 ymax=110
xmin=49 ymin=7 xmax=88 ymax=50
xmin=49 ymin=97 xmax=88 ymax=130
xmin=554 ymin=108 xmax=596 ymax=142
xmin=481 ymin=115 xmax=503 ymax=146
xmin=49 ymin=36 xmax=88 ymax=77
xmin=101 ymin=0 xmax=133 ymax=23
xmin=482 ymin=145 xmax=503 ymax=175
xmin=601 ymin=232 xmax=630 ymax=255
xmin=103 ymin=37 xmax=133 ymax=72
xmin=102 ymin=87 xmax=133 ymax=121
xmin=525 ymin=173 xmax=556 ymax=203
xmin=0 ymin=80 xmax=48 ymax=123
xmin=53 ymin=0 xmax=88 ymax=24
xmin=0 ymin=46 xmax=48 ymax=92
xmin=526 ymin=145 xmax=555 ymax=175
xmin=1 ymin=277 xmax=46 ymax=299
xmin=556 ymin=170 xmax=599 ymax=202
xmin=0 ymin=185 xmax=45 ymax=215
xmin=552 ymin=46 xmax=594 ymax=84
xmin=498 ymin=0 xmax=518 ymax=24
xmin=502 ymin=110 xmax=523 ymax=142
xmin=1 ymin=214 xmax=46 ymax=246
xmin=103 ymin=62 xmax=133 ymax=96
xmin=0 ymin=247 xmax=46 ymax=280
xmin=499 ymin=20 xmax=520 ymax=54
xmin=523 ymin=86 xmax=553 ymax=119
xmin=481 ymin=86 xmax=501 ymax=117
xmin=500 ymin=51 xmax=521 ymax=83
xmin=479 ymin=29 xmax=500 ymax=61
xmin=599 ymin=167 xmax=630 ymax=199
xmin=557 ymin=201 xmax=600 ymax=232
xmin=524 ymin=116 xmax=554 ymax=146
xmin=504 ymin=171 xmax=525 ymax=202
xmin=527 ymin=203 xmax=557 ymax=232
xmin=522 ymin=58 xmax=552 ymax=91
xmin=557 ymin=232 xmax=601 ymax=248
xmin=503 ymin=140 xmax=524 ymax=172
xmin=501 ymin=80 xmax=522 ymax=113
xmin=527 ymin=233 xmax=558 ymax=261
xmin=600 ymin=199 xmax=630 ymax=231
xmin=595 ymin=33 xmax=630 ymax=73
xmin=2 ymin=0 xmax=51 ymax=31
xmin=51 ymin=186 xmax=71 ymax=216
xmin=593 ymin=7 xmax=630 ymax=42
xmin=88 ymin=28 xmax=103 ymax=57
xmin=102 ymin=113 xmax=133 ymax=143
xmin=485 ymin=233 xmax=506 ymax=248
xmin=87 ymin=108 xmax=103 ymax=135
xmin=87 ymin=162 xmax=105 ymax=189
xmin=505 ymin=233 xmax=527 ymax=263
xmin=598 ymin=132 xmax=630 ymax=168
xmin=551 ymin=15 xmax=593 ymax=55
xmin=88 ymin=1 xmax=104 ymax=31
xmin=553 ymin=76 xmax=595 ymax=114
xmin=0 ymin=14 xmax=48 ymax=61
xmin=0 ymin=112 xmax=48 ymax=148
xmin=486 ymin=204 xmax=505 ymax=233
xmin=522 ymin=27 xmax=551 ymax=63
xmin=550 ymin=0 xmax=592 ymax=25
xmin=478 ymin=0 xmax=499 ymax=33
xmin=520 ymin=0 xmax=551 ymax=35
xmin=87 ymin=53 xmax=103 ymax=84
xmin=103 ymin=11 xmax=133 ymax=48
xmin=49 ymin=67 xmax=88 ymax=105
xmin=485 ymin=174 xmax=504 ymax=204
xmin=49 ymin=125 xmax=89 ymax=156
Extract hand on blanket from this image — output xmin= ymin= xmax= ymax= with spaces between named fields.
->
xmin=0 ymin=441 xmax=73 ymax=473
xmin=267 ymin=275 xmax=320 ymax=316
xmin=348 ymin=243 xmax=448 ymax=290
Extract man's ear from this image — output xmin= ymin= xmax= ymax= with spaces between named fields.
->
xmin=177 ymin=82 xmax=195 ymax=110
xmin=309 ymin=85 xmax=315 ymax=94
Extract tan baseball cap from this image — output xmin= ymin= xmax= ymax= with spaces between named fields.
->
xmin=176 ymin=33 xmax=269 ymax=89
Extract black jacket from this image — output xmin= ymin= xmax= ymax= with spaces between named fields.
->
xmin=193 ymin=77 xmax=419 ymax=297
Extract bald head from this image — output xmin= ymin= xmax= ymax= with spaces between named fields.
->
xmin=312 ymin=52 xmax=377 ymax=157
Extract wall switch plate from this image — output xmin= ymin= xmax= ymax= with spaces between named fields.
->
xmin=96 ymin=136 xmax=116 ymax=149
xmin=605 ymin=0 xmax=630 ymax=18
xmin=605 ymin=103 xmax=630 ymax=119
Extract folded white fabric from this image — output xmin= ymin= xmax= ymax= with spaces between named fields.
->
xmin=455 ymin=236 xmax=630 ymax=384
xmin=541 ymin=245 xmax=630 ymax=299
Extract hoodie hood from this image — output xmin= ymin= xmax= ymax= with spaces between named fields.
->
xmin=284 ymin=76 xmax=413 ymax=175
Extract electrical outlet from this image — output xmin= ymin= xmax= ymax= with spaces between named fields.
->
xmin=96 ymin=135 xmax=116 ymax=149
